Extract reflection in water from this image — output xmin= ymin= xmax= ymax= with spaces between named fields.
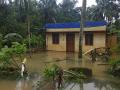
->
xmin=0 ymin=51 xmax=119 ymax=90
xmin=30 ymin=72 xmax=42 ymax=90
xmin=63 ymin=78 xmax=120 ymax=90
xmin=16 ymin=79 xmax=26 ymax=90
xmin=16 ymin=72 xmax=42 ymax=90
xmin=16 ymin=76 xmax=30 ymax=90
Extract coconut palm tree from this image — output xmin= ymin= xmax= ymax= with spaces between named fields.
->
xmin=86 ymin=5 xmax=104 ymax=21
xmin=86 ymin=0 xmax=119 ymax=22
xmin=14 ymin=0 xmax=32 ymax=57
xmin=38 ymin=0 xmax=58 ymax=24
xmin=95 ymin=0 xmax=119 ymax=22
xmin=78 ymin=0 xmax=87 ymax=58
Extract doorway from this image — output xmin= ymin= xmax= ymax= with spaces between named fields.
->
xmin=66 ymin=33 xmax=75 ymax=52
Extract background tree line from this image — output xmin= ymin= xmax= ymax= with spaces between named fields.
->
xmin=0 ymin=0 xmax=120 ymax=45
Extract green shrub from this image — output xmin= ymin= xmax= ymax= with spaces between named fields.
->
xmin=44 ymin=64 xmax=59 ymax=79
xmin=108 ymin=58 xmax=120 ymax=77
xmin=11 ymin=42 xmax=26 ymax=54
xmin=23 ymin=34 xmax=45 ymax=48
xmin=0 ymin=42 xmax=27 ymax=68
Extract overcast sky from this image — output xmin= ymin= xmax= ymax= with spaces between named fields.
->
xmin=57 ymin=0 xmax=97 ymax=7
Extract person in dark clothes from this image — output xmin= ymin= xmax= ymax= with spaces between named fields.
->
xmin=57 ymin=67 xmax=63 ymax=89
xmin=90 ymin=49 xmax=97 ymax=63
xmin=104 ymin=48 xmax=110 ymax=62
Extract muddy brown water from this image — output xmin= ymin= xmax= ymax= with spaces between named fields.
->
xmin=0 ymin=51 xmax=120 ymax=90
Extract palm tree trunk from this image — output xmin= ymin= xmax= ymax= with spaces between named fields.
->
xmin=78 ymin=0 xmax=87 ymax=58
xmin=28 ymin=16 xmax=32 ymax=57
xmin=27 ymin=0 xmax=32 ymax=58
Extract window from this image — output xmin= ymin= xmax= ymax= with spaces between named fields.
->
xmin=85 ymin=32 xmax=93 ymax=45
xmin=52 ymin=33 xmax=59 ymax=44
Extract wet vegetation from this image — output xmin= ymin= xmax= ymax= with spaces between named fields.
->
xmin=0 ymin=0 xmax=119 ymax=89
xmin=42 ymin=64 xmax=92 ymax=89
xmin=23 ymin=34 xmax=45 ymax=50
xmin=0 ymin=67 xmax=19 ymax=79
xmin=108 ymin=58 xmax=120 ymax=77
xmin=0 ymin=51 xmax=120 ymax=90
xmin=68 ymin=67 xmax=92 ymax=78
xmin=86 ymin=44 xmax=120 ymax=77
xmin=0 ymin=42 xmax=27 ymax=79
xmin=107 ymin=43 xmax=120 ymax=77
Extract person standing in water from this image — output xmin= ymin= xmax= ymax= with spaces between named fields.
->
xmin=57 ymin=67 xmax=63 ymax=89
xmin=90 ymin=49 xmax=97 ymax=63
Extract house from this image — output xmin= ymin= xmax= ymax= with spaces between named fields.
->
xmin=45 ymin=21 xmax=107 ymax=52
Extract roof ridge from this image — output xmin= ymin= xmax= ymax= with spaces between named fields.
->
xmin=45 ymin=21 xmax=107 ymax=29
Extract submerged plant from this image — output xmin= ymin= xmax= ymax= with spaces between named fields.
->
xmin=44 ymin=64 xmax=59 ymax=79
xmin=43 ymin=65 xmax=89 ymax=83
xmin=42 ymin=65 xmax=89 ymax=89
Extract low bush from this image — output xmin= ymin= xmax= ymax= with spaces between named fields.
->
xmin=108 ymin=58 xmax=120 ymax=77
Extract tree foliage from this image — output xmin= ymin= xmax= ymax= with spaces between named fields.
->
xmin=57 ymin=0 xmax=80 ymax=22
xmin=87 ymin=0 xmax=120 ymax=22
xmin=23 ymin=34 xmax=45 ymax=48
xmin=0 ymin=42 xmax=27 ymax=68
xmin=0 ymin=0 xmax=119 ymax=35
xmin=0 ymin=0 xmax=119 ymax=50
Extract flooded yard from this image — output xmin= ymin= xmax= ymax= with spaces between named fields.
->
xmin=0 ymin=51 xmax=120 ymax=90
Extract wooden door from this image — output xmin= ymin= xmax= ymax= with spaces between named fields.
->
xmin=66 ymin=33 xmax=75 ymax=52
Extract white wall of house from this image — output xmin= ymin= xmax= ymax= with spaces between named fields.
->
xmin=46 ymin=31 xmax=106 ymax=52
xmin=46 ymin=32 xmax=66 ymax=51
xmin=75 ymin=32 xmax=106 ymax=52
xmin=46 ymin=26 xmax=106 ymax=52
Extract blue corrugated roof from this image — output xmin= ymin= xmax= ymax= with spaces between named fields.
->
xmin=45 ymin=21 xmax=107 ymax=29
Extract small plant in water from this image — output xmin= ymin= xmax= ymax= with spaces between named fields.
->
xmin=43 ymin=65 xmax=89 ymax=89
xmin=44 ymin=64 xmax=59 ymax=80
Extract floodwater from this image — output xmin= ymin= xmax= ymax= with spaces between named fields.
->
xmin=0 ymin=51 xmax=120 ymax=90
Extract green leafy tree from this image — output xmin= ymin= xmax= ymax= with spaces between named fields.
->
xmin=0 ymin=42 xmax=27 ymax=68
xmin=86 ymin=5 xmax=104 ymax=21
xmin=86 ymin=0 xmax=120 ymax=22
xmin=58 ymin=0 xmax=80 ymax=22
xmin=38 ymin=0 xmax=58 ymax=24
xmin=23 ymin=34 xmax=45 ymax=48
